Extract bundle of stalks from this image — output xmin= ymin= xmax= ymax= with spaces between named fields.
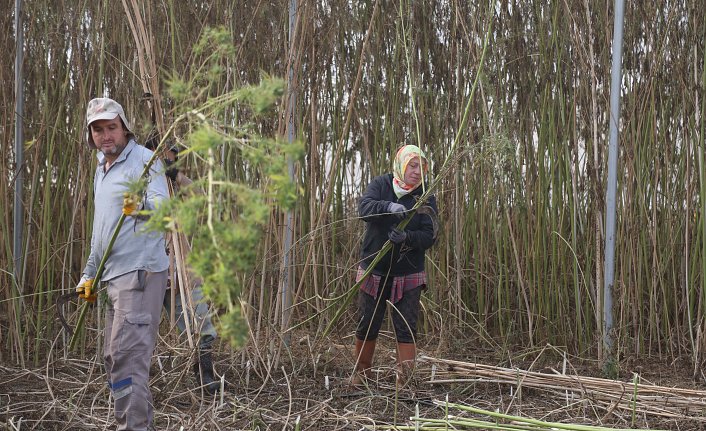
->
xmin=383 ymin=399 xmax=661 ymax=431
xmin=420 ymin=356 xmax=706 ymax=422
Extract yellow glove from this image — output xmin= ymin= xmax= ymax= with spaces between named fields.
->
xmin=122 ymin=192 xmax=140 ymax=216
xmin=76 ymin=278 xmax=96 ymax=303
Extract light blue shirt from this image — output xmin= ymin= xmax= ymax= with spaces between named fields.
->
xmin=82 ymin=139 xmax=170 ymax=281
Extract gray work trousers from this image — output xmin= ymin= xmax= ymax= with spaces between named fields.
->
xmin=162 ymin=285 xmax=217 ymax=350
xmin=104 ymin=270 xmax=167 ymax=431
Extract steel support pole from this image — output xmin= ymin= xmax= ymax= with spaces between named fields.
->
xmin=602 ymin=0 xmax=626 ymax=357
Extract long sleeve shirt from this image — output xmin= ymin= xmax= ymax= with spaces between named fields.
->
xmin=82 ymin=140 xmax=170 ymax=281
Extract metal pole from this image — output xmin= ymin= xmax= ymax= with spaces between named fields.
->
xmin=281 ymin=0 xmax=297 ymax=345
xmin=603 ymin=0 xmax=626 ymax=358
xmin=13 ymin=0 xmax=25 ymax=289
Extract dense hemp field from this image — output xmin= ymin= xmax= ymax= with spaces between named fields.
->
xmin=2 ymin=0 xmax=706 ymax=429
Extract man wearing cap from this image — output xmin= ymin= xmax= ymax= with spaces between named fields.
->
xmin=77 ymin=97 xmax=169 ymax=431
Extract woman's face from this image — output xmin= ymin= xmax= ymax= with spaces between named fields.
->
xmin=404 ymin=157 xmax=423 ymax=186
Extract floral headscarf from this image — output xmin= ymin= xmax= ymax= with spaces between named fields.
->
xmin=392 ymin=145 xmax=428 ymax=198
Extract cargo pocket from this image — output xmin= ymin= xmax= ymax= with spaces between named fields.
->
xmin=119 ymin=312 xmax=152 ymax=352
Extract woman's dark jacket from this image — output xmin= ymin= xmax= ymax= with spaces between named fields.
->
xmin=358 ymin=173 xmax=437 ymax=276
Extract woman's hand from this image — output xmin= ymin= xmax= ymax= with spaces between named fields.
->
xmin=387 ymin=202 xmax=406 ymax=218
xmin=388 ymin=227 xmax=407 ymax=244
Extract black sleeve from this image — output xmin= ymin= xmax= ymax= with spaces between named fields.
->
xmin=405 ymin=194 xmax=438 ymax=250
xmin=358 ymin=177 xmax=394 ymax=222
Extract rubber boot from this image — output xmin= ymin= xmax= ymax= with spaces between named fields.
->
xmin=350 ymin=339 xmax=376 ymax=387
xmin=396 ymin=342 xmax=416 ymax=386
xmin=193 ymin=349 xmax=220 ymax=395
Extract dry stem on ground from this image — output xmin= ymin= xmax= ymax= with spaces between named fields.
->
xmin=1 ymin=334 xmax=704 ymax=430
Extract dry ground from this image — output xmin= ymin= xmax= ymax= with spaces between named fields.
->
xmin=1 ymin=328 xmax=706 ymax=430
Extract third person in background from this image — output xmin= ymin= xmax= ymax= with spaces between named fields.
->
xmin=144 ymin=138 xmax=222 ymax=395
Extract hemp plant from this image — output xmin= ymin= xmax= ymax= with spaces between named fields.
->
xmin=144 ymin=27 xmax=303 ymax=347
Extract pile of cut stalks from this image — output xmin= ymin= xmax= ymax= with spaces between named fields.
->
xmin=395 ymin=355 xmax=706 ymax=430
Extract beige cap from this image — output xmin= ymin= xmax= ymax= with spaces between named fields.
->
xmin=85 ymin=98 xmax=133 ymax=149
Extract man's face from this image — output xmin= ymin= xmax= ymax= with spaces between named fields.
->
xmin=90 ymin=116 xmax=128 ymax=160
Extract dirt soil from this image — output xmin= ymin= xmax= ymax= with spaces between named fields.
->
xmin=1 ymin=329 xmax=706 ymax=430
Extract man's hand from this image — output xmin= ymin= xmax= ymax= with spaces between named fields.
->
xmin=122 ymin=192 xmax=140 ymax=216
xmin=76 ymin=278 xmax=96 ymax=303
xmin=387 ymin=202 xmax=406 ymax=218
xmin=389 ymin=227 xmax=407 ymax=245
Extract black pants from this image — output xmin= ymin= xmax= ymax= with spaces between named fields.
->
xmin=355 ymin=276 xmax=422 ymax=343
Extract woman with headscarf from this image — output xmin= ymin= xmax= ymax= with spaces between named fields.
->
xmin=351 ymin=144 xmax=438 ymax=386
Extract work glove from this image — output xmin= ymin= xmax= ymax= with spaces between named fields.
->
xmin=76 ymin=277 xmax=96 ymax=303
xmin=122 ymin=192 xmax=141 ymax=216
xmin=387 ymin=202 xmax=406 ymax=218
xmin=389 ymin=227 xmax=407 ymax=245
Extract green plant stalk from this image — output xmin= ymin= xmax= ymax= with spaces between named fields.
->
xmin=432 ymin=401 xmax=661 ymax=431
xmin=695 ymin=48 xmax=706 ymax=369
xmin=398 ymin=0 xmax=421 ymax=149
xmin=688 ymin=40 xmax=706 ymax=373
xmin=631 ymin=372 xmax=638 ymax=426
xmin=318 ymin=236 xmax=397 ymax=337
xmin=387 ymin=416 xmax=550 ymax=430
xmin=444 ymin=394 xmax=449 ymax=431
xmin=689 ymin=146 xmax=706 ymax=364
xmin=389 ymin=416 xmax=616 ymax=431
xmin=23 ymin=148 xmax=42 ymax=360
xmin=69 ymin=212 xmax=126 ymax=351
xmin=289 ymin=209 xmax=424 ymax=335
